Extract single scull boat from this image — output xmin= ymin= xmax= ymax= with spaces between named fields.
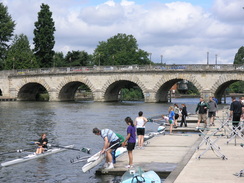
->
xmin=1 ymin=144 xmax=74 ymax=167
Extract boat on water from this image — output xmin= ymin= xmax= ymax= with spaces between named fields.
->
xmin=1 ymin=144 xmax=74 ymax=167
xmin=121 ymin=166 xmax=161 ymax=183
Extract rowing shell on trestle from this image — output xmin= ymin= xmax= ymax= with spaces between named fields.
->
xmin=1 ymin=145 xmax=74 ymax=167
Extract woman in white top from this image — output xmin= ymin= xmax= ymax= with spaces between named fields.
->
xmin=134 ymin=111 xmax=148 ymax=149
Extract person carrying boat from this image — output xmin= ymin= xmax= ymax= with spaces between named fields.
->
xmin=35 ymin=133 xmax=48 ymax=154
xmin=93 ymin=128 xmax=120 ymax=170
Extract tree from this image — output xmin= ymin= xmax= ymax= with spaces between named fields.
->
xmin=64 ymin=50 xmax=89 ymax=67
xmin=234 ymin=46 xmax=244 ymax=64
xmin=53 ymin=52 xmax=65 ymax=67
xmin=33 ymin=3 xmax=55 ymax=68
xmin=93 ymin=33 xmax=150 ymax=66
xmin=5 ymin=34 xmax=37 ymax=70
xmin=0 ymin=3 xmax=15 ymax=70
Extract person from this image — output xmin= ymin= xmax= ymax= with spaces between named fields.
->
xmin=180 ymin=104 xmax=188 ymax=127
xmin=134 ymin=111 xmax=148 ymax=149
xmin=173 ymin=104 xmax=180 ymax=128
xmin=35 ymin=133 xmax=48 ymax=154
xmin=229 ymin=96 xmax=242 ymax=128
xmin=111 ymin=133 xmax=125 ymax=164
xmin=241 ymin=96 xmax=244 ymax=121
xmin=161 ymin=114 xmax=169 ymax=125
xmin=195 ymin=97 xmax=209 ymax=129
xmin=212 ymin=97 xmax=218 ymax=104
xmin=93 ymin=128 xmax=120 ymax=170
xmin=122 ymin=117 xmax=136 ymax=169
xmin=168 ymin=106 xmax=175 ymax=134
xmin=208 ymin=97 xmax=218 ymax=126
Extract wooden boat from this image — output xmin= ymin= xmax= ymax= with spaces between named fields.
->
xmin=1 ymin=145 xmax=74 ymax=167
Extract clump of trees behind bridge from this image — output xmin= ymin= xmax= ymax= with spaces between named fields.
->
xmin=0 ymin=2 xmax=243 ymax=99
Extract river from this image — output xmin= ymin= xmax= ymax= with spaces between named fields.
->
xmin=0 ymin=98 xmax=231 ymax=183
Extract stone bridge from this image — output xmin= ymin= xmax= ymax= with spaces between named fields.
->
xmin=0 ymin=64 xmax=243 ymax=103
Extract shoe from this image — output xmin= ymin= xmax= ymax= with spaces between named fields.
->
xmin=213 ymin=123 xmax=215 ymax=126
xmin=195 ymin=126 xmax=199 ymax=130
xmin=103 ymin=162 xmax=108 ymax=168
xmin=125 ymin=165 xmax=133 ymax=168
xmin=185 ymin=125 xmax=187 ymax=127
xmin=169 ymin=133 xmax=173 ymax=135
xmin=104 ymin=163 xmax=114 ymax=170
xmin=209 ymin=124 xmax=212 ymax=126
xmin=140 ymin=146 xmax=145 ymax=150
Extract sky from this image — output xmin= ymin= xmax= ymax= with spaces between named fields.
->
xmin=2 ymin=0 xmax=244 ymax=64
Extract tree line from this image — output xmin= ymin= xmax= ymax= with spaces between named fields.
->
xmin=0 ymin=2 xmax=243 ymax=96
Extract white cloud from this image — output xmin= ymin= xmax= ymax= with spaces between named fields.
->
xmin=3 ymin=0 xmax=244 ymax=64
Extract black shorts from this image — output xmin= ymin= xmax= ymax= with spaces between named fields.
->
xmin=110 ymin=139 xmax=120 ymax=150
xmin=137 ymin=128 xmax=145 ymax=136
xmin=127 ymin=142 xmax=135 ymax=151
xmin=208 ymin=112 xmax=216 ymax=118
xmin=175 ymin=114 xmax=179 ymax=120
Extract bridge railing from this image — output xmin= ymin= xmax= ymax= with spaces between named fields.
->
xmin=7 ymin=64 xmax=244 ymax=76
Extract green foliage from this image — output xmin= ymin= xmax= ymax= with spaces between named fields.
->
xmin=5 ymin=34 xmax=37 ymax=70
xmin=64 ymin=50 xmax=90 ymax=67
xmin=186 ymin=82 xmax=199 ymax=95
xmin=228 ymin=81 xmax=244 ymax=93
xmin=93 ymin=33 xmax=150 ymax=66
xmin=120 ymin=88 xmax=144 ymax=101
xmin=33 ymin=3 xmax=55 ymax=68
xmin=53 ymin=52 xmax=65 ymax=67
xmin=234 ymin=46 xmax=244 ymax=64
xmin=0 ymin=3 xmax=15 ymax=69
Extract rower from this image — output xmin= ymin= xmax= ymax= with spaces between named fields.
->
xmin=35 ymin=133 xmax=48 ymax=154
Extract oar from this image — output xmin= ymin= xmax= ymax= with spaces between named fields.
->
xmin=47 ymin=144 xmax=91 ymax=154
xmin=70 ymin=155 xmax=91 ymax=164
xmin=0 ymin=148 xmax=34 ymax=155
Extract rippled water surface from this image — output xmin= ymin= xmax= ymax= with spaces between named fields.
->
xmin=0 ymin=98 xmax=230 ymax=183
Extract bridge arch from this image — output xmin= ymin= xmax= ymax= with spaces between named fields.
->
xmin=212 ymin=75 xmax=244 ymax=103
xmin=101 ymin=76 xmax=146 ymax=102
xmin=57 ymin=78 xmax=95 ymax=101
xmin=18 ymin=82 xmax=49 ymax=101
xmin=154 ymin=75 xmax=202 ymax=102
xmin=14 ymin=78 xmax=51 ymax=101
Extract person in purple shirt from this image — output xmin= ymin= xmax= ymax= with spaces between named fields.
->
xmin=122 ymin=116 xmax=136 ymax=169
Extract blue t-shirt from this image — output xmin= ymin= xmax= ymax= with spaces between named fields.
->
xmin=127 ymin=125 xmax=136 ymax=143
xmin=169 ymin=111 xmax=175 ymax=121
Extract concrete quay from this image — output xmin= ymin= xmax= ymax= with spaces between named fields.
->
xmin=96 ymin=112 xmax=244 ymax=183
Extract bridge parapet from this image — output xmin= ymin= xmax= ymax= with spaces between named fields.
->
xmin=6 ymin=64 xmax=244 ymax=76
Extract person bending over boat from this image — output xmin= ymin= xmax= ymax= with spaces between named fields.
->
xmin=93 ymin=128 xmax=120 ymax=170
xmin=122 ymin=117 xmax=136 ymax=169
xmin=35 ymin=133 xmax=48 ymax=154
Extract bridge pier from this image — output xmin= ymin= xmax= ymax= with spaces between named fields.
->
xmin=93 ymin=90 xmax=105 ymax=102
xmin=201 ymin=89 xmax=212 ymax=102
xmin=144 ymin=91 xmax=157 ymax=103
xmin=49 ymin=89 xmax=60 ymax=101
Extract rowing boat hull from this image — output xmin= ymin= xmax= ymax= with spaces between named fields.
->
xmin=1 ymin=145 xmax=74 ymax=167
xmin=82 ymin=151 xmax=105 ymax=173
xmin=121 ymin=170 xmax=161 ymax=183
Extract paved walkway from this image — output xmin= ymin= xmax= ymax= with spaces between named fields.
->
xmin=96 ymin=110 xmax=244 ymax=183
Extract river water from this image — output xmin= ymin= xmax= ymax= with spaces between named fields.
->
xmin=0 ymin=98 xmax=231 ymax=183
